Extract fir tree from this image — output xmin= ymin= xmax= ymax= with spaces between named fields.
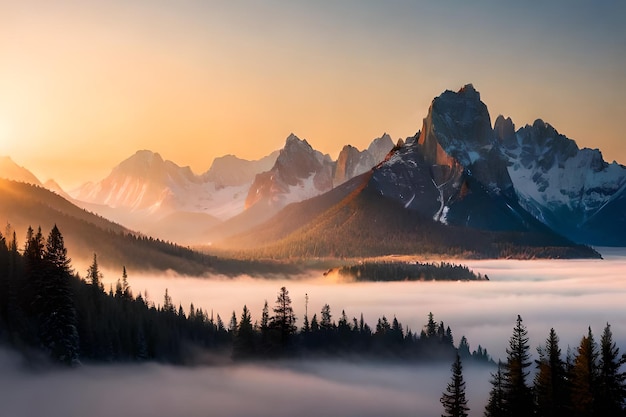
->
xmin=40 ymin=225 xmax=80 ymax=365
xmin=534 ymin=328 xmax=567 ymax=417
xmin=504 ymin=315 xmax=533 ymax=417
xmin=484 ymin=361 xmax=507 ymax=417
xmin=233 ymin=305 xmax=255 ymax=359
xmin=270 ymin=286 xmax=296 ymax=350
xmin=86 ymin=253 xmax=104 ymax=293
xmin=596 ymin=323 xmax=626 ymax=416
xmin=440 ymin=353 xmax=470 ymax=417
xmin=569 ymin=328 xmax=598 ymax=417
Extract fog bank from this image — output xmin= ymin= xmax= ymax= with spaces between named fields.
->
xmin=0 ymin=349 xmax=492 ymax=417
xmin=103 ymin=248 xmax=626 ymax=361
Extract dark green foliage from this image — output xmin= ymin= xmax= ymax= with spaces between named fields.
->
xmin=337 ymin=261 xmax=482 ymax=282
xmin=233 ymin=305 xmax=256 ymax=359
xmin=569 ymin=328 xmax=598 ymax=417
xmin=485 ymin=361 xmax=507 ymax=417
xmin=534 ymin=328 xmax=568 ymax=417
xmin=269 ymin=286 xmax=297 ymax=352
xmin=0 ymin=225 xmax=228 ymax=365
xmin=596 ymin=323 xmax=626 ymax=416
xmin=504 ymin=315 xmax=534 ymax=417
xmin=441 ymin=354 xmax=470 ymax=417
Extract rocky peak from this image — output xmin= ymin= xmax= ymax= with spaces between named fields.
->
xmin=494 ymin=115 xmax=516 ymax=149
xmin=245 ymin=134 xmax=334 ymax=210
xmin=367 ymin=133 xmax=395 ymax=163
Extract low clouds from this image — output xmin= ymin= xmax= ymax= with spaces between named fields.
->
xmin=11 ymin=248 xmax=618 ymax=417
xmin=0 ymin=350 xmax=492 ymax=417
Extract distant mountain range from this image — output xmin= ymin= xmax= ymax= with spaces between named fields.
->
xmin=0 ymin=84 xmax=623 ymax=261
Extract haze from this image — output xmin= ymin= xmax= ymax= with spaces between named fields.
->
xmin=2 ymin=1 xmax=625 ymax=188
xmin=3 ymin=249 xmax=623 ymax=417
xmin=102 ymin=248 xmax=626 ymax=364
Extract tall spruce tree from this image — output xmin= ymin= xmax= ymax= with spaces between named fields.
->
xmin=270 ymin=286 xmax=296 ymax=350
xmin=40 ymin=225 xmax=79 ymax=365
xmin=233 ymin=305 xmax=255 ymax=359
xmin=569 ymin=328 xmax=598 ymax=417
xmin=534 ymin=328 xmax=567 ymax=417
xmin=596 ymin=323 xmax=626 ymax=416
xmin=441 ymin=353 xmax=470 ymax=417
xmin=504 ymin=315 xmax=533 ymax=417
xmin=484 ymin=361 xmax=507 ymax=417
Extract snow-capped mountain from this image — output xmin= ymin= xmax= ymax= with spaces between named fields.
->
xmin=70 ymin=150 xmax=279 ymax=243
xmin=496 ymin=116 xmax=626 ymax=245
xmin=371 ymin=84 xmax=538 ymax=232
xmin=202 ymin=151 xmax=279 ymax=188
xmin=245 ymin=134 xmax=334 ymax=210
xmin=333 ymin=134 xmax=394 ymax=186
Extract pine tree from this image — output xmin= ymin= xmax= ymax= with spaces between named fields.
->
xmin=233 ymin=305 xmax=255 ymax=359
xmin=440 ymin=353 xmax=470 ymax=417
xmin=596 ymin=323 xmax=626 ymax=416
xmin=270 ymin=286 xmax=296 ymax=350
xmin=569 ymin=328 xmax=598 ymax=417
xmin=534 ymin=328 xmax=567 ymax=417
xmin=458 ymin=336 xmax=471 ymax=359
xmin=426 ymin=311 xmax=438 ymax=338
xmin=504 ymin=315 xmax=533 ymax=417
xmin=484 ymin=361 xmax=507 ymax=417
xmin=40 ymin=225 xmax=80 ymax=365
xmin=86 ymin=253 xmax=104 ymax=293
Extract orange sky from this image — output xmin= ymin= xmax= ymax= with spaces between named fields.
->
xmin=1 ymin=2 xmax=625 ymax=189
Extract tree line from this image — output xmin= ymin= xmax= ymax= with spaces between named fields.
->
xmin=0 ymin=225 xmax=495 ymax=366
xmin=440 ymin=315 xmax=626 ymax=417
xmin=337 ymin=261 xmax=484 ymax=281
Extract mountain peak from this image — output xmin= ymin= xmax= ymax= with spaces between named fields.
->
xmin=0 ymin=156 xmax=42 ymax=186
xmin=458 ymin=83 xmax=479 ymax=98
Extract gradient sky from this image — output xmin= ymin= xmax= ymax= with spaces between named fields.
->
xmin=1 ymin=1 xmax=625 ymax=188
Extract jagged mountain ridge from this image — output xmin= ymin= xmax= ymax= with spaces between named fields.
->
xmin=215 ymin=85 xmax=601 ymax=258
xmin=495 ymin=116 xmax=626 ymax=245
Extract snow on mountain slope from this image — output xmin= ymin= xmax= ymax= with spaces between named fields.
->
xmin=370 ymin=85 xmax=554 ymax=234
xmin=334 ymin=134 xmax=394 ymax=186
xmin=245 ymin=134 xmax=334 ymax=210
xmin=203 ymin=151 xmax=279 ymax=187
xmin=496 ymin=116 xmax=626 ymax=244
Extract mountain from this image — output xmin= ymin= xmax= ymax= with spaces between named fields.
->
xmin=0 ymin=156 xmax=42 ymax=186
xmin=202 ymin=151 xmax=279 ymax=187
xmin=333 ymin=133 xmax=394 ymax=186
xmin=0 ymin=178 xmax=214 ymax=274
xmin=71 ymin=150 xmax=279 ymax=244
xmin=217 ymin=85 xmax=599 ymax=259
xmin=495 ymin=116 xmax=626 ymax=246
xmin=245 ymin=134 xmax=334 ymax=210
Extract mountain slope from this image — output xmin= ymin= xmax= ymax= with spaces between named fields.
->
xmin=0 ymin=179 xmax=214 ymax=274
xmin=245 ymin=134 xmax=334 ymax=211
xmin=495 ymin=116 xmax=626 ymax=245
xmin=217 ymin=85 xmax=599 ymax=259
xmin=0 ymin=156 xmax=42 ymax=186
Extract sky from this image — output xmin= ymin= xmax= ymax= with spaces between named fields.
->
xmin=1 ymin=1 xmax=625 ymax=188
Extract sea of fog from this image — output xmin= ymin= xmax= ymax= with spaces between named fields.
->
xmin=2 ymin=248 xmax=625 ymax=417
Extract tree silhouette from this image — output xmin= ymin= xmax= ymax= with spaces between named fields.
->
xmin=596 ymin=323 xmax=626 ymax=416
xmin=504 ymin=315 xmax=533 ymax=417
xmin=484 ymin=361 xmax=507 ymax=417
xmin=440 ymin=353 xmax=469 ymax=417
xmin=533 ymin=328 xmax=567 ymax=417
xmin=569 ymin=327 xmax=598 ymax=417
xmin=270 ymin=286 xmax=296 ymax=350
